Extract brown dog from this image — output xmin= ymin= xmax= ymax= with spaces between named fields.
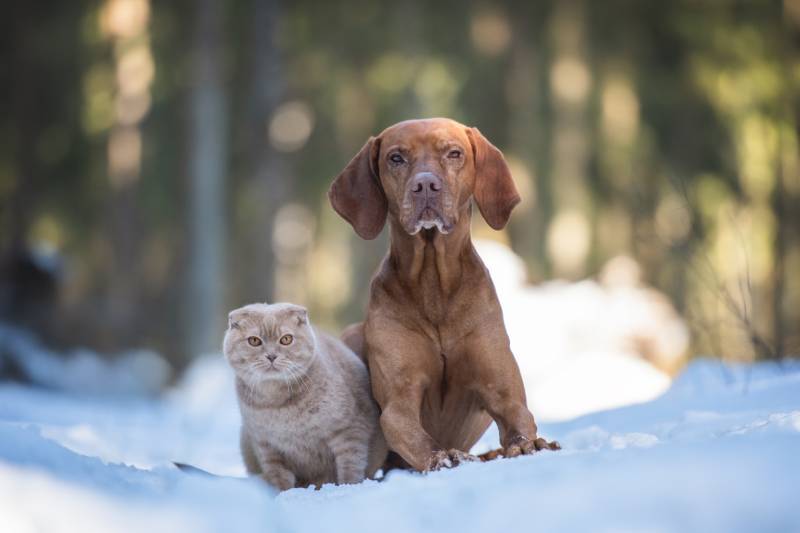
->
xmin=330 ymin=118 xmax=559 ymax=472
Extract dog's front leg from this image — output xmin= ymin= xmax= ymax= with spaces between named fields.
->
xmin=367 ymin=317 xmax=478 ymax=472
xmin=378 ymin=383 xmax=479 ymax=472
xmin=466 ymin=332 xmax=560 ymax=457
xmin=379 ymin=390 xmax=439 ymax=471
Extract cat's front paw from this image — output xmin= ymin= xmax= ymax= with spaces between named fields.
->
xmin=503 ymin=435 xmax=560 ymax=458
xmin=260 ymin=469 xmax=296 ymax=491
xmin=425 ymin=449 xmax=478 ymax=471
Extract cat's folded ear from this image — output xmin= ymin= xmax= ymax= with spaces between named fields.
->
xmin=284 ymin=304 xmax=309 ymax=325
xmin=228 ymin=307 xmax=247 ymax=329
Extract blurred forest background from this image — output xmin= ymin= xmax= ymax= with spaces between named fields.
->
xmin=1 ymin=0 xmax=798 ymax=372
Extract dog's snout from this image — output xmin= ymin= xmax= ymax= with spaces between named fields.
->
xmin=410 ymin=173 xmax=442 ymax=196
xmin=266 ymin=354 xmax=277 ymax=363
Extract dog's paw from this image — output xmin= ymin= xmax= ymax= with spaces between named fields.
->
xmin=425 ymin=449 xmax=479 ymax=471
xmin=503 ymin=436 xmax=561 ymax=458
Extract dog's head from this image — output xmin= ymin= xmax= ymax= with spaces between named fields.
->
xmin=329 ymin=118 xmax=519 ymax=239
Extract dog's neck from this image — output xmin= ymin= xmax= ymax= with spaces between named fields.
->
xmin=387 ymin=203 xmax=476 ymax=295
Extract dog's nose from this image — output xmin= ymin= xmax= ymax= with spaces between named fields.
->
xmin=266 ymin=354 xmax=277 ymax=363
xmin=410 ymin=172 xmax=442 ymax=197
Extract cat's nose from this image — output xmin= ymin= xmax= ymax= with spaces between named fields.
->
xmin=266 ymin=354 xmax=277 ymax=363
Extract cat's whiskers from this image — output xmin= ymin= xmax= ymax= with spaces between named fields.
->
xmin=244 ymin=363 xmax=263 ymax=401
xmin=241 ymin=370 xmax=256 ymax=402
xmin=277 ymin=361 xmax=296 ymax=399
xmin=281 ymin=361 xmax=301 ymax=388
xmin=283 ymin=363 xmax=307 ymax=396
xmin=286 ymin=361 xmax=312 ymax=395
xmin=280 ymin=372 xmax=291 ymax=398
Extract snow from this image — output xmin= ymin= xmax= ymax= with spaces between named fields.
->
xmin=0 ymin=324 xmax=170 ymax=396
xmin=2 ymin=350 xmax=799 ymax=532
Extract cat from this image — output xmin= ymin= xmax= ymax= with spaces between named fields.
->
xmin=223 ymin=302 xmax=387 ymax=491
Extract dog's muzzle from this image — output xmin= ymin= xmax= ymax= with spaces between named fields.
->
xmin=408 ymin=172 xmax=451 ymax=234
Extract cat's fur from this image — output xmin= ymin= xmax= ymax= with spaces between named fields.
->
xmin=224 ymin=302 xmax=387 ymax=490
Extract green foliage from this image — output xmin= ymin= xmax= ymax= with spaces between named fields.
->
xmin=1 ymin=0 xmax=797 ymax=364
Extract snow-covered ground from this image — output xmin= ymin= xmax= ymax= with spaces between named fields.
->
xmin=2 ymin=353 xmax=799 ymax=533
xmin=1 ymin=242 xmax=797 ymax=532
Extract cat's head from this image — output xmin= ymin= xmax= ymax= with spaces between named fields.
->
xmin=223 ymin=302 xmax=317 ymax=383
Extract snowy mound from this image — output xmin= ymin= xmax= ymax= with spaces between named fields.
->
xmin=474 ymin=239 xmax=688 ymax=421
xmin=0 ymin=324 xmax=170 ymax=396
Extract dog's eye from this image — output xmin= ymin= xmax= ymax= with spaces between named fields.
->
xmin=279 ymin=334 xmax=293 ymax=346
xmin=247 ymin=336 xmax=262 ymax=347
xmin=447 ymin=149 xmax=462 ymax=159
xmin=389 ymin=153 xmax=405 ymax=164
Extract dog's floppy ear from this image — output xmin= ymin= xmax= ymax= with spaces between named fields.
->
xmin=467 ymin=127 xmax=520 ymax=230
xmin=328 ymin=136 xmax=387 ymax=240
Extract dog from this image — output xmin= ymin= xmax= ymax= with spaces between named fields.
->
xmin=330 ymin=118 xmax=559 ymax=472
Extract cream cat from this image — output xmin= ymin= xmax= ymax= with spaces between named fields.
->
xmin=224 ymin=302 xmax=387 ymax=490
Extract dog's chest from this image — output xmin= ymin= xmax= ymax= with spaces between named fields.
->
xmin=413 ymin=256 xmax=454 ymax=325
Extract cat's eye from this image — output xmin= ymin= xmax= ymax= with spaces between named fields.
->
xmin=247 ymin=336 xmax=262 ymax=347
xmin=279 ymin=334 xmax=293 ymax=346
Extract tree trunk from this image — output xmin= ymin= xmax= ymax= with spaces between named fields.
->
xmin=186 ymin=0 xmax=228 ymax=359
xmin=235 ymin=0 xmax=285 ymax=305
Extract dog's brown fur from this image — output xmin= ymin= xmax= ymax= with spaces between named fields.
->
xmin=330 ymin=118 xmax=559 ymax=472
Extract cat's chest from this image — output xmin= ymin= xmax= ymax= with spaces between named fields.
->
xmin=243 ymin=394 xmax=335 ymax=446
